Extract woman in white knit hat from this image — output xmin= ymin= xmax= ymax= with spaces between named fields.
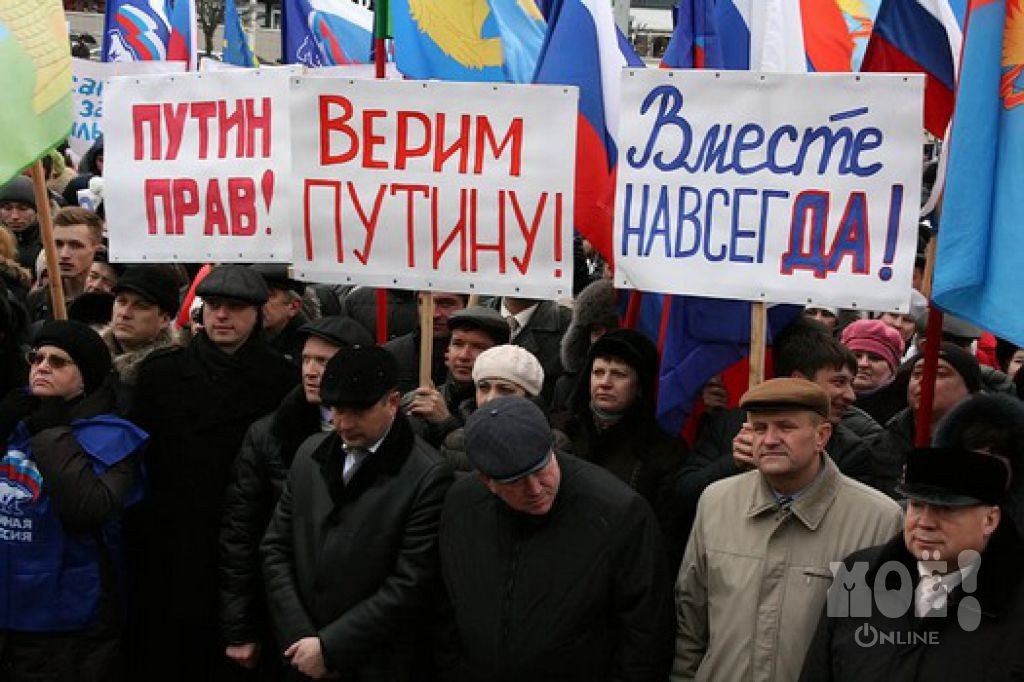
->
xmin=440 ymin=345 xmax=555 ymax=472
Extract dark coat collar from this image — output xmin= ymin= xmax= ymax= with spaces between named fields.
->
xmin=312 ymin=412 xmax=415 ymax=507
xmin=272 ymin=386 xmax=323 ymax=468
xmin=870 ymin=520 xmax=1024 ymax=618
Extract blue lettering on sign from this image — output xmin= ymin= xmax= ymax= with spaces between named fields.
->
xmin=626 ymin=85 xmax=885 ymax=179
xmin=621 ymin=183 xmax=903 ymax=281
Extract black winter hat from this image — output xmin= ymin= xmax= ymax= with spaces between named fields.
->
xmin=32 ymin=320 xmax=112 ymax=394
xmin=0 ymin=176 xmax=35 ymax=209
xmin=587 ymin=329 xmax=659 ymax=396
xmin=114 ymin=266 xmax=181 ymax=316
xmin=897 ymin=447 xmax=1009 ymax=506
xmin=68 ymin=291 xmax=114 ymax=326
xmin=196 ymin=264 xmax=269 ymax=305
xmin=299 ymin=315 xmax=374 ymax=349
xmin=320 ymin=345 xmax=398 ymax=409
xmin=914 ymin=342 xmax=982 ymax=393
xmin=464 ymin=396 xmax=554 ymax=483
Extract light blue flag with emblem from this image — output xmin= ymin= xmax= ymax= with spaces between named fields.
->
xmin=102 ymin=0 xmax=172 ymax=62
xmin=934 ymin=0 xmax=1024 ymax=346
xmin=282 ymin=0 xmax=373 ymax=66
xmin=391 ymin=0 xmax=546 ymax=82
xmin=223 ymin=0 xmax=255 ymax=66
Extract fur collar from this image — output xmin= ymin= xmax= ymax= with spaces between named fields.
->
xmin=101 ymin=325 xmax=179 ymax=386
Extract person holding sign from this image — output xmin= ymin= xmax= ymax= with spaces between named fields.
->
xmin=672 ymin=379 xmax=901 ymax=682
xmin=24 ymin=207 xmax=103 ymax=322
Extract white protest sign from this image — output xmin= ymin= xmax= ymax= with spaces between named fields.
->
xmin=70 ymin=58 xmax=187 ymax=160
xmin=289 ymin=78 xmax=578 ymax=299
xmin=103 ymin=69 xmax=292 ymax=263
xmin=614 ymin=70 xmax=923 ymax=312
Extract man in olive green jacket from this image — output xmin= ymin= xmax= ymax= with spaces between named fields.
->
xmin=672 ymin=378 xmax=902 ymax=682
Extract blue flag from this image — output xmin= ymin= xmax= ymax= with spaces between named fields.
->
xmin=223 ymin=0 xmax=255 ymax=67
xmin=392 ymin=0 xmax=545 ymax=82
xmin=282 ymin=0 xmax=373 ymax=66
xmin=102 ymin=0 xmax=172 ymax=62
xmin=934 ymin=0 xmax=1024 ymax=345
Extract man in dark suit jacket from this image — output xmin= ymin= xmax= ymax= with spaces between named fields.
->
xmin=262 ymin=346 xmax=453 ymax=680
xmin=489 ymin=296 xmax=571 ymax=406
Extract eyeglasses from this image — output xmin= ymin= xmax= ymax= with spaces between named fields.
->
xmin=26 ymin=350 xmax=76 ymax=370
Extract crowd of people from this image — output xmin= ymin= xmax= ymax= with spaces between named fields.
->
xmin=0 ymin=140 xmax=1021 ymax=681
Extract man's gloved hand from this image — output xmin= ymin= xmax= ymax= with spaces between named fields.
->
xmin=0 ymin=389 xmax=39 ymax=440
xmin=25 ymin=397 xmax=72 ymax=435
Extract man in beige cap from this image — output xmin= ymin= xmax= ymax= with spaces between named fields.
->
xmin=672 ymin=378 xmax=902 ymax=682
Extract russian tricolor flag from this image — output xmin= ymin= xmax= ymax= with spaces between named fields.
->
xmin=861 ymin=0 xmax=963 ymax=137
xmin=533 ymin=0 xmax=643 ymax=263
xmin=167 ymin=0 xmax=197 ymax=70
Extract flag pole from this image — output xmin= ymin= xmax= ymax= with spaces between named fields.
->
xmin=418 ymin=292 xmax=434 ymax=388
xmin=373 ymin=0 xmax=389 ymax=342
xmin=748 ymin=301 xmax=767 ymax=388
xmin=29 ymin=161 xmax=67 ymax=321
xmin=914 ymin=236 xmax=943 ymax=447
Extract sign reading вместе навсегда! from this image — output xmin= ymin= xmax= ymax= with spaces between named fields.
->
xmin=613 ymin=70 xmax=923 ymax=312
xmin=288 ymin=78 xmax=578 ymax=300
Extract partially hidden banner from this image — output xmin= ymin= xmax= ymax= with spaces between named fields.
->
xmin=71 ymin=58 xmax=186 ymax=161
xmin=614 ymin=70 xmax=923 ymax=312
xmin=103 ymin=69 xmax=291 ymax=263
xmin=290 ymin=78 xmax=577 ymax=299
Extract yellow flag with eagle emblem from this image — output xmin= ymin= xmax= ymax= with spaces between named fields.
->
xmin=391 ymin=0 xmax=546 ymax=82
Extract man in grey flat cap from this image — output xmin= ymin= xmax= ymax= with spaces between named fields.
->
xmin=437 ymin=396 xmax=675 ymax=681
xmin=126 ymin=264 xmax=298 ymax=681
xmin=672 ymin=378 xmax=902 ymax=682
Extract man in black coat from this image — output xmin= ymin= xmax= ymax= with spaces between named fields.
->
xmin=800 ymin=447 xmax=1024 ymax=681
xmin=438 ymin=397 xmax=675 ymax=681
xmin=220 ymin=316 xmax=373 ymax=676
xmin=126 ymin=265 xmax=298 ymax=681
xmin=262 ymin=345 xmax=453 ymax=681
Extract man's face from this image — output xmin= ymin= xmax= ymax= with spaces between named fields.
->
xmin=447 ymin=328 xmax=495 ymax=383
xmin=85 ymin=262 xmax=118 ymax=293
xmin=1008 ymin=349 xmax=1024 ymax=379
xmin=904 ymin=499 xmax=1000 ymax=565
xmin=750 ymin=409 xmax=831 ymax=491
xmin=809 ymin=366 xmax=855 ymax=424
xmin=483 ymin=454 xmax=561 ymax=515
xmin=852 ymin=350 xmax=893 ymax=393
xmin=330 ymin=392 xmax=399 ymax=448
xmin=430 ymin=292 xmax=465 ymax=339
xmin=202 ymin=297 xmax=259 ymax=353
xmin=909 ymin=358 xmax=969 ymax=422
xmin=28 ymin=345 xmax=85 ymax=400
xmin=0 ymin=201 xmax=35 ymax=231
xmin=880 ymin=312 xmax=916 ymax=344
xmin=301 ymin=335 xmax=340 ymax=404
xmin=54 ymin=225 xmax=99 ymax=279
xmin=590 ymin=357 xmax=640 ymax=413
xmin=262 ymin=288 xmax=300 ymax=335
xmin=112 ymin=290 xmax=168 ymax=348
xmin=475 ymin=377 xmax=527 ymax=406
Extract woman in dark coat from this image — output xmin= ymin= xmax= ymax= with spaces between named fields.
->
xmin=0 ymin=320 xmax=146 ymax=681
xmin=551 ymin=329 xmax=687 ymax=563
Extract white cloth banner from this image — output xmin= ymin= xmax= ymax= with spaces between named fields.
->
xmin=614 ymin=70 xmax=923 ymax=312
xmin=103 ymin=69 xmax=292 ymax=263
xmin=289 ymin=78 xmax=578 ymax=299
xmin=70 ymin=58 xmax=187 ymax=160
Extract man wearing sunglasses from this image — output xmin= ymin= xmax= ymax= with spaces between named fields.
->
xmin=125 ymin=264 xmax=298 ymax=681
